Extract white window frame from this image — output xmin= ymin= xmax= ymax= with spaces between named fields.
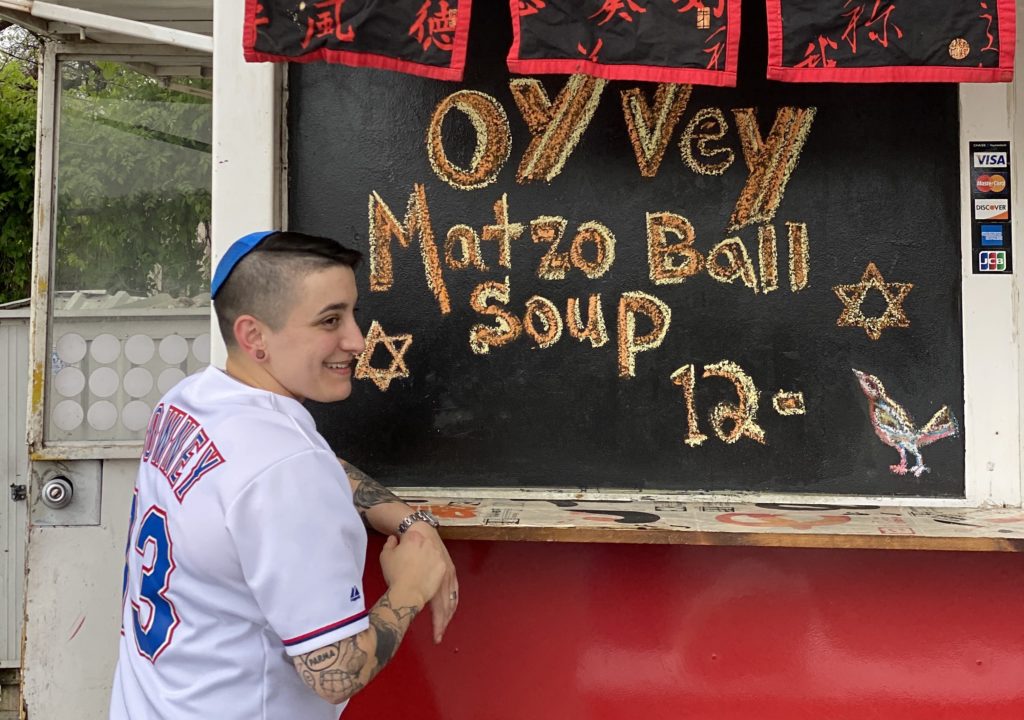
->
xmin=26 ymin=41 xmax=213 ymax=461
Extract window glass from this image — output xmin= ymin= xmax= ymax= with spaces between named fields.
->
xmin=47 ymin=61 xmax=211 ymax=443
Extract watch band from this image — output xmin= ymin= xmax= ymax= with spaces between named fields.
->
xmin=397 ymin=510 xmax=439 ymax=534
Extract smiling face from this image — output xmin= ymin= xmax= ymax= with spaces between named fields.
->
xmin=259 ymin=265 xmax=365 ymax=403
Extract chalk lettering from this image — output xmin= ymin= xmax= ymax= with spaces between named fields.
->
xmin=469 ymin=277 xmax=521 ymax=355
xmin=620 ymin=83 xmax=692 ymax=177
xmin=787 ymin=221 xmax=809 ymax=291
xmin=703 ymin=360 xmax=766 ymax=444
xmin=566 ymin=294 xmax=609 ymax=348
xmin=510 ymin=75 xmax=605 ymax=183
xmin=368 ymin=185 xmax=451 ymax=314
xmin=523 ymin=295 xmax=563 ymax=348
xmin=707 ymin=237 xmax=759 ymax=293
xmin=617 ymin=292 xmax=671 ymax=378
xmin=758 ymin=225 xmax=779 ymax=293
xmin=427 ymin=90 xmax=511 ymax=190
xmin=570 ymin=222 xmax=616 ymax=279
xmin=679 ymin=107 xmax=734 ymax=176
xmin=729 ymin=107 xmax=816 ymax=230
xmin=670 ymin=364 xmax=708 ymax=447
xmin=646 ymin=212 xmax=704 ymax=285
xmin=445 ymin=225 xmax=486 ymax=271
xmin=531 ymin=216 xmax=571 ymax=280
xmin=481 ymin=194 xmax=524 ymax=269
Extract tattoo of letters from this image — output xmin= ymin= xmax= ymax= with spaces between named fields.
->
xmin=292 ymin=590 xmax=420 ymax=703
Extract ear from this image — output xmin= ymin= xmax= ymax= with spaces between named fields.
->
xmin=233 ymin=314 xmax=268 ymax=361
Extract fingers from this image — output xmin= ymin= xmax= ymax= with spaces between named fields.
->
xmin=431 ymin=563 xmax=459 ymax=643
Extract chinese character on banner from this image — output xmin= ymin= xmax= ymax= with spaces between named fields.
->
xmin=841 ymin=2 xmax=903 ymax=53
xmin=863 ymin=2 xmax=902 ymax=48
xmin=704 ymin=26 xmax=726 ymax=69
xmin=410 ymin=0 xmax=458 ymax=52
xmin=589 ymin=0 xmax=646 ymax=26
xmin=301 ymin=0 xmax=355 ymax=49
xmin=253 ymin=2 xmax=269 ymax=28
xmin=577 ymin=38 xmax=604 ymax=62
xmin=518 ymin=0 xmax=546 ymax=17
xmin=795 ymin=34 xmax=838 ymax=68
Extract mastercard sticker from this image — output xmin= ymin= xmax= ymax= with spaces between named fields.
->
xmin=976 ymin=174 xmax=1007 ymax=193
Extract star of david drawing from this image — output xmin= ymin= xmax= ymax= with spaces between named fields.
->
xmin=354 ymin=320 xmax=413 ymax=391
xmin=833 ymin=262 xmax=913 ymax=341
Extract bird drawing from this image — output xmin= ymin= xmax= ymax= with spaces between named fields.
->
xmin=852 ymin=369 xmax=959 ymax=477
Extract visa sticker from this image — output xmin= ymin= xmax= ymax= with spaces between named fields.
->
xmin=973 ymin=152 xmax=1009 ymax=168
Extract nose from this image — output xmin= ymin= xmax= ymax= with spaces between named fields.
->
xmin=341 ymin=320 xmax=366 ymax=356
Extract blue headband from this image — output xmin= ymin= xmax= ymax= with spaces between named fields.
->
xmin=210 ymin=231 xmax=276 ymax=299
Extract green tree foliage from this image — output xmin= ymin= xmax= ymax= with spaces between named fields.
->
xmin=0 ymin=28 xmax=212 ymax=304
xmin=0 ymin=59 xmax=36 ymax=304
xmin=55 ymin=61 xmax=212 ymax=298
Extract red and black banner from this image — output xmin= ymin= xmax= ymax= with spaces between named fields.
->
xmin=243 ymin=0 xmax=472 ymax=81
xmin=766 ymin=0 xmax=1016 ymax=82
xmin=508 ymin=0 xmax=741 ymax=86
xmin=244 ymin=1 xmax=1015 ymax=85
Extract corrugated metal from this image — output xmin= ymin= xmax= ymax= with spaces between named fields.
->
xmin=0 ymin=312 xmax=29 ymax=667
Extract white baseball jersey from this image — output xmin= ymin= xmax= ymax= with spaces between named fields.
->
xmin=110 ymin=366 xmax=368 ymax=720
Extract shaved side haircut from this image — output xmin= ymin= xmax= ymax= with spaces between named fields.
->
xmin=213 ymin=231 xmax=362 ymax=347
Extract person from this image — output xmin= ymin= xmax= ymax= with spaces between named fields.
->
xmin=110 ymin=230 xmax=458 ymax=720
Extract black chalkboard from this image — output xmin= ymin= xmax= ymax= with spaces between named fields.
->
xmin=290 ymin=0 xmax=965 ymax=497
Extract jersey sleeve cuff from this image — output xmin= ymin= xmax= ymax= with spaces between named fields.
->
xmin=281 ymin=610 xmax=371 ymax=657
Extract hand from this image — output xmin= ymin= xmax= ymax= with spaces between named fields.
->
xmin=379 ymin=530 xmax=446 ymax=610
xmin=406 ymin=524 xmax=459 ymax=644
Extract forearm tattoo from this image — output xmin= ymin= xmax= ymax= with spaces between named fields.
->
xmin=340 ymin=459 xmax=403 ymax=519
xmin=369 ymin=592 xmax=419 ymax=668
xmin=293 ymin=589 xmax=421 ymax=703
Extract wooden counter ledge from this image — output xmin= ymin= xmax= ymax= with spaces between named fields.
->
xmin=395 ymin=495 xmax=1024 ymax=552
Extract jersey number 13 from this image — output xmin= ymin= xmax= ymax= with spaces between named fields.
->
xmin=122 ymin=499 xmax=180 ymax=662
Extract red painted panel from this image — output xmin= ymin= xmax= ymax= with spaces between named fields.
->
xmin=349 ymin=539 xmax=1024 ymax=720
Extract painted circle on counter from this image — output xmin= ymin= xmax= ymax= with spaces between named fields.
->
xmin=53 ymin=400 xmax=84 ymax=431
xmin=122 ymin=400 xmax=152 ymax=432
xmin=123 ymin=367 xmax=154 ymax=398
xmin=88 ymin=367 xmax=120 ymax=398
xmin=87 ymin=401 xmax=118 ymax=431
xmin=55 ymin=333 xmax=87 ymax=364
xmin=90 ymin=333 xmax=121 ymax=364
xmin=125 ymin=334 xmax=156 ymax=364
xmin=54 ymin=367 xmax=86 ymax=397
xmin=159 ymin=334 xmax=189 ymax=364
xmin=158 ymin=368 xmax=186 ymax=394
xmin=192 ymin=333 xmax=211 ymax=363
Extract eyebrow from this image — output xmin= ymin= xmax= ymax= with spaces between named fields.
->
xmin=315 ymin=302 xmax=350 ymax=315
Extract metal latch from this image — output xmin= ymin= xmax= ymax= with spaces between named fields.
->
xmin=31 ymin=461 xmax=101 ymax=526
xmin=41 ymin=476 xmax=74 ymax=509
xmin=10 ymin=484 xmax=26 ymax=502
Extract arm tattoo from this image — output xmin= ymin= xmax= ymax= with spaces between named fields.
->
xmin=341 ymin=459 xmax=402 ymax=515
xmin=369 ymin=591 xmax=419 ymax=668
xmin=293 ymin=589 xmax=421 ymax=703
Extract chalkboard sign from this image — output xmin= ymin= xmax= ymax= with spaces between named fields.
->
xmin=290 ymin=0 xmax=965 ymax=498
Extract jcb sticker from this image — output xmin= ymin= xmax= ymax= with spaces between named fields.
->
xmin=978 ymin=250 xmax=1007 ymax=272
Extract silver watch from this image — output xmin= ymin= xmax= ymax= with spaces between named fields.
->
xmin=397 ymin=509 xmax=440 ymax=534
